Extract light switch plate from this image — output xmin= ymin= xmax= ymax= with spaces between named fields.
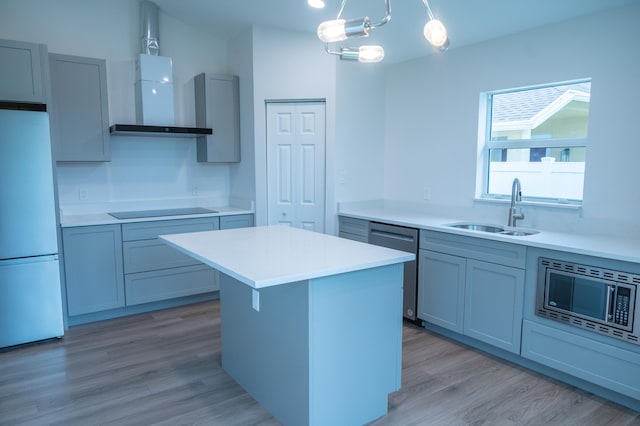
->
xmin=252 ymin=289 xmax=260 ymax=312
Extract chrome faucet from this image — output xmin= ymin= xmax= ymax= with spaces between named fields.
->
xmin=507 ymin=178 xmax=524 ymax=227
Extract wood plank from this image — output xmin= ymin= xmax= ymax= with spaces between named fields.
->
xmin=0 ymin=300 xmax=638 ymax=425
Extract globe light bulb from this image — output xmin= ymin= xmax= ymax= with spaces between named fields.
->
xmin=358 ymin=45 xmax=384 ymax=63
xmin=317 ymin=19 xmax=348 ymax=42
xmin=423 ymin=18 xmax=448 ymax=47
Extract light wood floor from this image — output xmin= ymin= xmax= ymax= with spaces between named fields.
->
xmin=1 ymin=300 xmax=638 ymax=426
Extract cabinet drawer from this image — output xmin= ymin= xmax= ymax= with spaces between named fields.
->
xmin=338 ymin=216 xmax=369 ymax=238
xmin=125 ymin=264 xmax=217 ymax=306
xmin=123 ymin=239 xmax=201 ymax=274
xmin=338 ymin=232 xmax=368 ymax=243
xmin=420 ymin=230 xmax=526 ymax=269
xmin=122 ymin=217 xmax=219 ymax=241
xmin=220 ymin=214 xmax=254 ymax=230
xmin=522 ymin=320 xmax=640 ymax=400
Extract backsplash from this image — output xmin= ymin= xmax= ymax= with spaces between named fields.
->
xmin=56 ymin=136 xmax=230 ymax=214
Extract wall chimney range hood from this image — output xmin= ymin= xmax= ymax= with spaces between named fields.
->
xmin=110 ymin=1 xmax=212 ymax=138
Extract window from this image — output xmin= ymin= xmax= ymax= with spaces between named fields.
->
xmin=479 ymin=80 xmax=591 ymax=203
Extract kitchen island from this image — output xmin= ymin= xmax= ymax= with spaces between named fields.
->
xmin=160 ymin=225 xmax=414 ymax=426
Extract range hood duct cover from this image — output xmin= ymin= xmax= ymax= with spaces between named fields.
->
xmin=141 ymin=0 xmax=160 ymax=55
xmin=110 ymin=0 xmax=212 ymax=138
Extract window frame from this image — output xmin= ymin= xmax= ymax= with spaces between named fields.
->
xmin=478 ymin=79 xmax=591 ymax=205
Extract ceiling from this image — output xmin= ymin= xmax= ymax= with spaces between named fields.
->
xmin=151 ymin=0 xmax=635 ymax=63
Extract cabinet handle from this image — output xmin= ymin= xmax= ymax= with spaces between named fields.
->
xmin=606 ymin=285 xmax=615 ymax=322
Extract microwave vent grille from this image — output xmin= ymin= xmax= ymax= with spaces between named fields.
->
xmin=550 ymin=259 xmax=640 ymax=285
xmin=537 ymin=300 xmax=639 ymax=345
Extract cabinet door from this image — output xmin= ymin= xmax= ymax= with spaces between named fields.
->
xmin=49 ymin=53 xmax=109 ymax=161
xmin=418 ymin=249 xmax=466 ymax=333
xmin=464 ymin=259 xmax=524 ymax=354
xmin=0 ymin=39 xmax=46 ymax=103
xmin=195 ymin=73 xmax=240 ymax=162
xmin=62 ymin=225 xmax=124 ymax=316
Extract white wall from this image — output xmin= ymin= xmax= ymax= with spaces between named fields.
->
xmin=0 ymin=0 xmax=232 ymax=212
xmin=227 ymin=29 xmax=256 ymax=209
xmin=383 ymin=3 xmax=640 ymax=236
xmin=334 ymin=62 xmax=386 ymax=204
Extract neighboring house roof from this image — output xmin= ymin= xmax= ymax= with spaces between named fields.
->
xmin=492 ymin=82 xmax=590 ymax=131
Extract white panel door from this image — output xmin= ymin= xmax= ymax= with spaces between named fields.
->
xmin=267 ymin=102 xmax=326 ymax=232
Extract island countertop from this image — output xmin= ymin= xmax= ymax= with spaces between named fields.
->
xmin=160 ymin=225 xmax=415 ymax=288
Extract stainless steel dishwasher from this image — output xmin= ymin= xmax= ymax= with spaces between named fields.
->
xmin=368 ymin=222 xmax=419 ymax=321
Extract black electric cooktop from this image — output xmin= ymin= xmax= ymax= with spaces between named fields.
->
xmin=108 ymin=207 xmax=217 ymax=220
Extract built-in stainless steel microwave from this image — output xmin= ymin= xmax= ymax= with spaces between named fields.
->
xmin=536 ymin=257 xmax=639 ymax=345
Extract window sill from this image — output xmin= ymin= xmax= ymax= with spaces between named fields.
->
xmin=474 ymin=196 xmax=582 ymax=212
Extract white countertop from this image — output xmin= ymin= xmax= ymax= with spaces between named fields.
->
xmin=160 ymin=225 xmax=415 ymax=288
xmin=339 ymin=206 xmax=640 ymax=265
xmin=60 ymin=206 xmax=253 ymax=227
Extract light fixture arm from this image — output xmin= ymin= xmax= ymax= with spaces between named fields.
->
xmin=421 ymin=0 xmax=435 ymax=21
xmin=369 ymin=0 xmax=392 ymax=30
xmin=336 ymin=0 xmax=391 ymax=31
xmin=336 ymin=0 xmax=349 ymax=19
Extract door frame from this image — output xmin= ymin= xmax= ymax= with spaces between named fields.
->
xmin=265 ymin=99 xmax=327 ymax=232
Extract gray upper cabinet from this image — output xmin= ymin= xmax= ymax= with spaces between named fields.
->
xmin=194 ymin=73 xmax=240 ymax=163
xmin=0 ymin=39 xmax=47 ymax=103
xmin=49 ymin=53 xmax=110 ymax=162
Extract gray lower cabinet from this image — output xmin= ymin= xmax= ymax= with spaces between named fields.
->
xmin=418 ymin=249 xmax=466 ymax=333
xmin=195 ymin=73 xmax=240 ymax=163
xmin=62 ymin=224 xmax=125 ymax=316
xmin=522 ymin=319 xmax=640 ymax=402
xmin=49 ymin=53 xmax=110 ymax=162
xmin=418 ymin=230 xmax=526 ymax=354
xmin=464 ymin=259 xmax=524 ymax=353
xmin=0 ymin=38 xmax=47 ymax=103
xmin=338 ymin=216 xmax=369 ymax=243
xmin=122 ymin=217 xmax=220 ymax=306
xmin=62 ymin=214 xmax=254 ymax=320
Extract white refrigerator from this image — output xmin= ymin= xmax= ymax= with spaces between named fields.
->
xmin=0 ymin=103 xmax=64 ymax=348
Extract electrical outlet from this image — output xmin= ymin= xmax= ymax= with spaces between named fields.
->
xmin=78 ymin=188 xmax=88 ymax=201
xmin=423 ymin=187 xmax=431 ymax=200
xmin=191 ymin=185 xmax=199 ymax=196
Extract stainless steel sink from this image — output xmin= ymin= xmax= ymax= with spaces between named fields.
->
xmin=448 ymin=223 xmax=505 ymax=233
xmin=500 ymin=229 xmax=539 ymax=236
xmin=445 ymin=222 xmax=539 ymax=236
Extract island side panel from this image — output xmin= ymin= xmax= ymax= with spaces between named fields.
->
xmin=219 ymin=274 xmax=310 ymax=426
xmin=308 ymin=263 xmax=404 ymax=426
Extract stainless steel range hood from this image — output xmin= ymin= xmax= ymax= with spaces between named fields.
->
xmin=109 ymin=124 xmax=212 ymax=137
xmin=110 ymin=0 xmax=211 ymax=138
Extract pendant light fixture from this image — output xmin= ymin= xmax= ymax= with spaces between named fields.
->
xmin=316 ymin=0 xmax=449 ymax=63
xmin=317 ymin=0 xmax=390 ymax=63
xmin=422 ymin=0 xmax=449 ymax=51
